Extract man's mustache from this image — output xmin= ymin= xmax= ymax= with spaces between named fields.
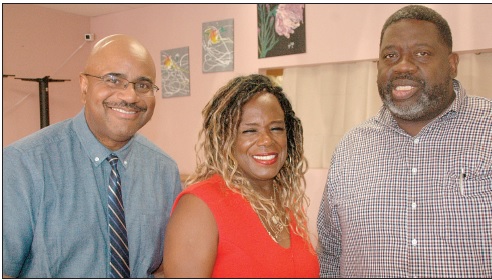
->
xmin=103 ymin=101 xmax=147 ymax=112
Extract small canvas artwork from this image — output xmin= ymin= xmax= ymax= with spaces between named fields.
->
xmin=257 ymin=4 xmax=306 ymax=58
xmin=160 ymin=46 xmax=190 ymax=98
xmin=202 ymin=18 xmax=234 ymax=73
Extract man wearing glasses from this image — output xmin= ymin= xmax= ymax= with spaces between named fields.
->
xmin=3 ymin=34 xmax=182 ymax=278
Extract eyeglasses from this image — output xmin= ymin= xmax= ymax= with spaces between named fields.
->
xmin=82 ymin=73 xmax=159 ymax=96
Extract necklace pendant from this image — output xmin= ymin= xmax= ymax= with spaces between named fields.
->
xmin=272 ymin=215 xmax=279 ymax=225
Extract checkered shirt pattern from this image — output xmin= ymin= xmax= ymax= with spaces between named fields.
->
xmin=317 ymin=80 xmax=492 ymax=278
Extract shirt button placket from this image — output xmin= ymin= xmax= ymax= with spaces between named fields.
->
xmin=408 ymin=137 xmax=420 ymax=278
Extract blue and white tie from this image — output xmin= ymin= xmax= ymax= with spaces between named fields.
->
xmin=107 ymin=154 xmax=130 ymax=278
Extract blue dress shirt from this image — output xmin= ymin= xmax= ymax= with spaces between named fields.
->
xmin=2 ymin=109 xmax=182 ymax=278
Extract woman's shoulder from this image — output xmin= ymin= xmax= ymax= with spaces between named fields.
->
xmin=184 ymin=174 xmax=225 ymax=193
xmin=181 ymin=174 xmax=235 ymax=202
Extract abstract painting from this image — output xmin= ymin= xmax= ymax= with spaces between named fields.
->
xmin=202 ymin=18 xmax=234 ymax=73
xmin=257 ymin=4 xmax=306 ymax=58
xmin=160 ymin=46 xmax=190 ymax=98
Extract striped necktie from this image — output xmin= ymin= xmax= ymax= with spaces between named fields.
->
xmin=107 ymin=154 xmax=130 ymax=278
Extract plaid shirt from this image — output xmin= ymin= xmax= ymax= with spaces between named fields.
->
xmin=317 ymin=80 xmax=492 ymax=278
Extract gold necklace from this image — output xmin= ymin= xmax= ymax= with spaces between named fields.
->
xmin=254 ymin=186 xmax=288 ymax=243
xmin=263 ymin=213 xmax=285 ymax=242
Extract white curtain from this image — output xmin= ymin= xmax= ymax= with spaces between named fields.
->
xmin=456 ymin=51 xmax=492 ymax=97
xmin=281 ymin=52 xmax=492 ymax=168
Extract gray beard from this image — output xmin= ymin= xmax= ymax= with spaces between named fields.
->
xmin=378 ymin=81 xmax=450 ymax=122
xmin=382 ymin=91 xmax=431 ymax=120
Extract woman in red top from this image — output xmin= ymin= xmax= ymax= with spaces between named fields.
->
xmin=159 ymin=74 xmax=319 ymax=278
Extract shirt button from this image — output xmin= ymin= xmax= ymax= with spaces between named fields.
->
xmin=411 ymin=167 xmax=417 ymax=174
xmin=95 ymin=157 xmax=100 ymax=162
xmin=412 ymin=239 xmax=418 ymax=246
xmin=124 ymin=161 xmax=128 ymax=165
xmin=411 ymin=202 xmax=417 ymax=209
xmin=414 ymin=138 xmax=420 ymax=144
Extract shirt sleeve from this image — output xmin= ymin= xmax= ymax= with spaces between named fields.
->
xmin=317 ymin=147 xmax=344 ymax=278
xmin=2 ymin=146 xmax=38 ymax=277
xmin=163 ymin=167 xmax=183 ymax=230
xmin=171 ymin=169 xmax=182 ymax=201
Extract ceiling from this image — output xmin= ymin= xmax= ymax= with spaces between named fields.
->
xmin=34 ymin=4 xmax=153 ymax=17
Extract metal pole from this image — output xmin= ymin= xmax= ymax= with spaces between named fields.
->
xmin=15 ymin=76 xmax=70 ymax=129
xmin=39 ymin=76 xmax=50 ymax=128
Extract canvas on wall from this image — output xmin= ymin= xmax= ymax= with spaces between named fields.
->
xmin=202 ymin=18 xmax=234 ymax=73
xmin=257 ymin=4 xmax=306 ymax=58
xmin=160 ymin=46 xmax=190 ymax=98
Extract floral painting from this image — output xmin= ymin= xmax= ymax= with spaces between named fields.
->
xmin=160 ymin=46 xmax=190 ymax=98
xmin=202 ymin=18 xmax=234 ymax=73
xmin=258 ymin=4 xmax=306 ymax=58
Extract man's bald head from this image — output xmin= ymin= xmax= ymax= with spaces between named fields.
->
xmin=84 ymin=34 xmax=156 ymax=78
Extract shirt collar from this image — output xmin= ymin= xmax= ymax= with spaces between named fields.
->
xmin=73 ymin=109 xmax=134 ymax=168
xmin=449 ymin=79 xmax=467 ymax=114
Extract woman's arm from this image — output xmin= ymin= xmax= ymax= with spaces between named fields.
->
xmin=158 ymin=194 xmax=218 ymax=278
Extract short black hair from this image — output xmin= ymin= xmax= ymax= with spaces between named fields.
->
xmin=380 ymin=5 xmax=453 ymax=51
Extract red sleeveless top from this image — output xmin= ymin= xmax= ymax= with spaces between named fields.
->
xmin=174 ymin=174 xmax=320 ymax=278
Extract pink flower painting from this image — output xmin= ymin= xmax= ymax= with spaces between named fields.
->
xmin=275 ymin=4 xmax=304 ymax=39
xmin=258 ymin=4 xmax=306 ymax=58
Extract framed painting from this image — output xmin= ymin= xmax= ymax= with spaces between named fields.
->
xmin=257 ymin=4 xmax=306 ymax=58
xmin=202 ymin=18 xmax=234 ymax=73
xmin=160 ymin=46 xmax=190 ymax=98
